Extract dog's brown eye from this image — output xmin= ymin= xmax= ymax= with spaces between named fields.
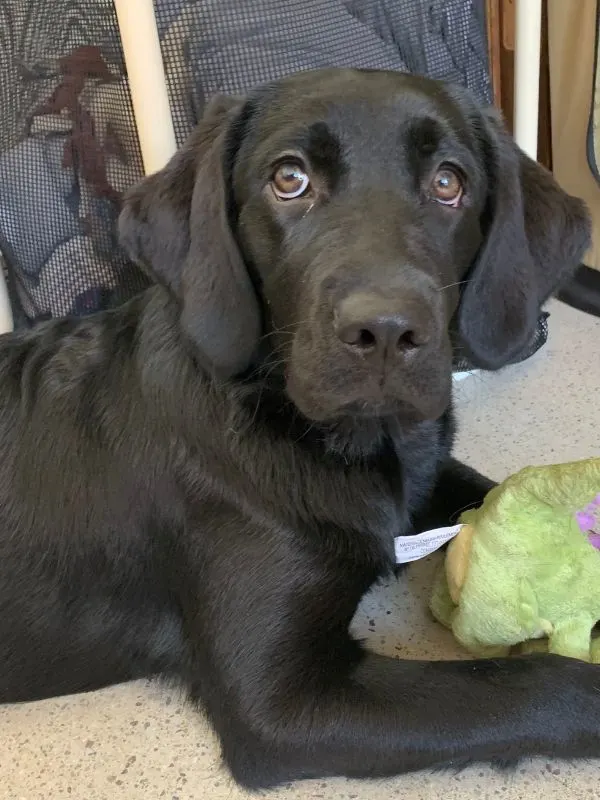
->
xmin=271 ymin=163 xmax=311 ymax=200
xmin=431 ymin=167 xmax=463 ymax=207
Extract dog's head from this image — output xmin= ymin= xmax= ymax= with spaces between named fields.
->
xmin=120 ymin=69 xmax=590 ymax=425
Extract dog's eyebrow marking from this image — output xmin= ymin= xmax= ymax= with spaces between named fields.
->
xmin=288 ymin=122 xmax=346 ymax=189
xmin=306 ymin=121 xmax=341 ymax=159
xmin=404 ymin=115 xmax=474 ymax=185
xmin=407 ymin=117 xmax=445 ymax=155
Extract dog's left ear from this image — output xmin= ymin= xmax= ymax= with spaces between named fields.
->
xmin=458 ymin=109 xmax=591 ymax=370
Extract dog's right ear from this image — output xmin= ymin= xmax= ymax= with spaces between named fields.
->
xmin=119 ymin=95 xmax=261 ymax=378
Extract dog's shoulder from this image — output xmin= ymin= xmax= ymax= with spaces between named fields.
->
xmin=0 ymin=293 xmax=145 ymax=404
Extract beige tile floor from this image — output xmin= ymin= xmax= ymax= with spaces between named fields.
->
xmin=2 ymin=300 xmax=600 ymax=800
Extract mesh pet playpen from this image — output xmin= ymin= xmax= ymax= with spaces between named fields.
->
xmin=0 ymin=0 xmax=552 ymax=367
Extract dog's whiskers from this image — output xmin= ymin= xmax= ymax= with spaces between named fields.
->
xmin=258 ymin=318 xmax=312 ymax=344
xmin=437 ymin=279 xmax=471 ymax=292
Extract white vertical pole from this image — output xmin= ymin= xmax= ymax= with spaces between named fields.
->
xmin=513 ymin=0 xmax=543 ymax=160
xmin=113 ymin=0 xmax=177 ymax=175
xmin=0 ymin=266 xmax=14 ymax=334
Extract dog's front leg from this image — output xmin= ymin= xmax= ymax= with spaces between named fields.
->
xmin=412 ymin=457 xmax=495 ymax=532
xmin=179 ymin=512 xmax=600 ymax=790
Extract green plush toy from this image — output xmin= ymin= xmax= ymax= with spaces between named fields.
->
xmin=430 ymin=457 xmax=600 ymax=662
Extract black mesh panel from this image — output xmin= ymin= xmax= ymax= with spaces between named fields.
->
xmin=0 ymin=0 xmax=150 ymax=324
xmin=155 ymin=0 xmax=492 ymax=149
xmin=0 ymin=0 xmax=491 ymax=326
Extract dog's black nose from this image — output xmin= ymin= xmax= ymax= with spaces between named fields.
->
xmin=334 ymin=293 xmax=432 ymax=358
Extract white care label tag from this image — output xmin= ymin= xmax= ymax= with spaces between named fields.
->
xmin=394 ymin=524 xmax=464 ymax=564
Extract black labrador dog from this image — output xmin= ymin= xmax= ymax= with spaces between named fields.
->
xmin=0 ymin=69 xmax=596 ymax=789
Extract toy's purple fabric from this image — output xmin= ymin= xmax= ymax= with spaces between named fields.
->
xmin=575 ymin=494 xmax=600 ymax=549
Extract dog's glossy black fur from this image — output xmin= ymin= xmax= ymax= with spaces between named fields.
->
xmin=0 ymin=70 xmax=597 ymax=789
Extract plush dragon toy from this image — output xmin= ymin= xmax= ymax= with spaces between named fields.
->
xmin=429 ymin=457 xmax=600 ymax=662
